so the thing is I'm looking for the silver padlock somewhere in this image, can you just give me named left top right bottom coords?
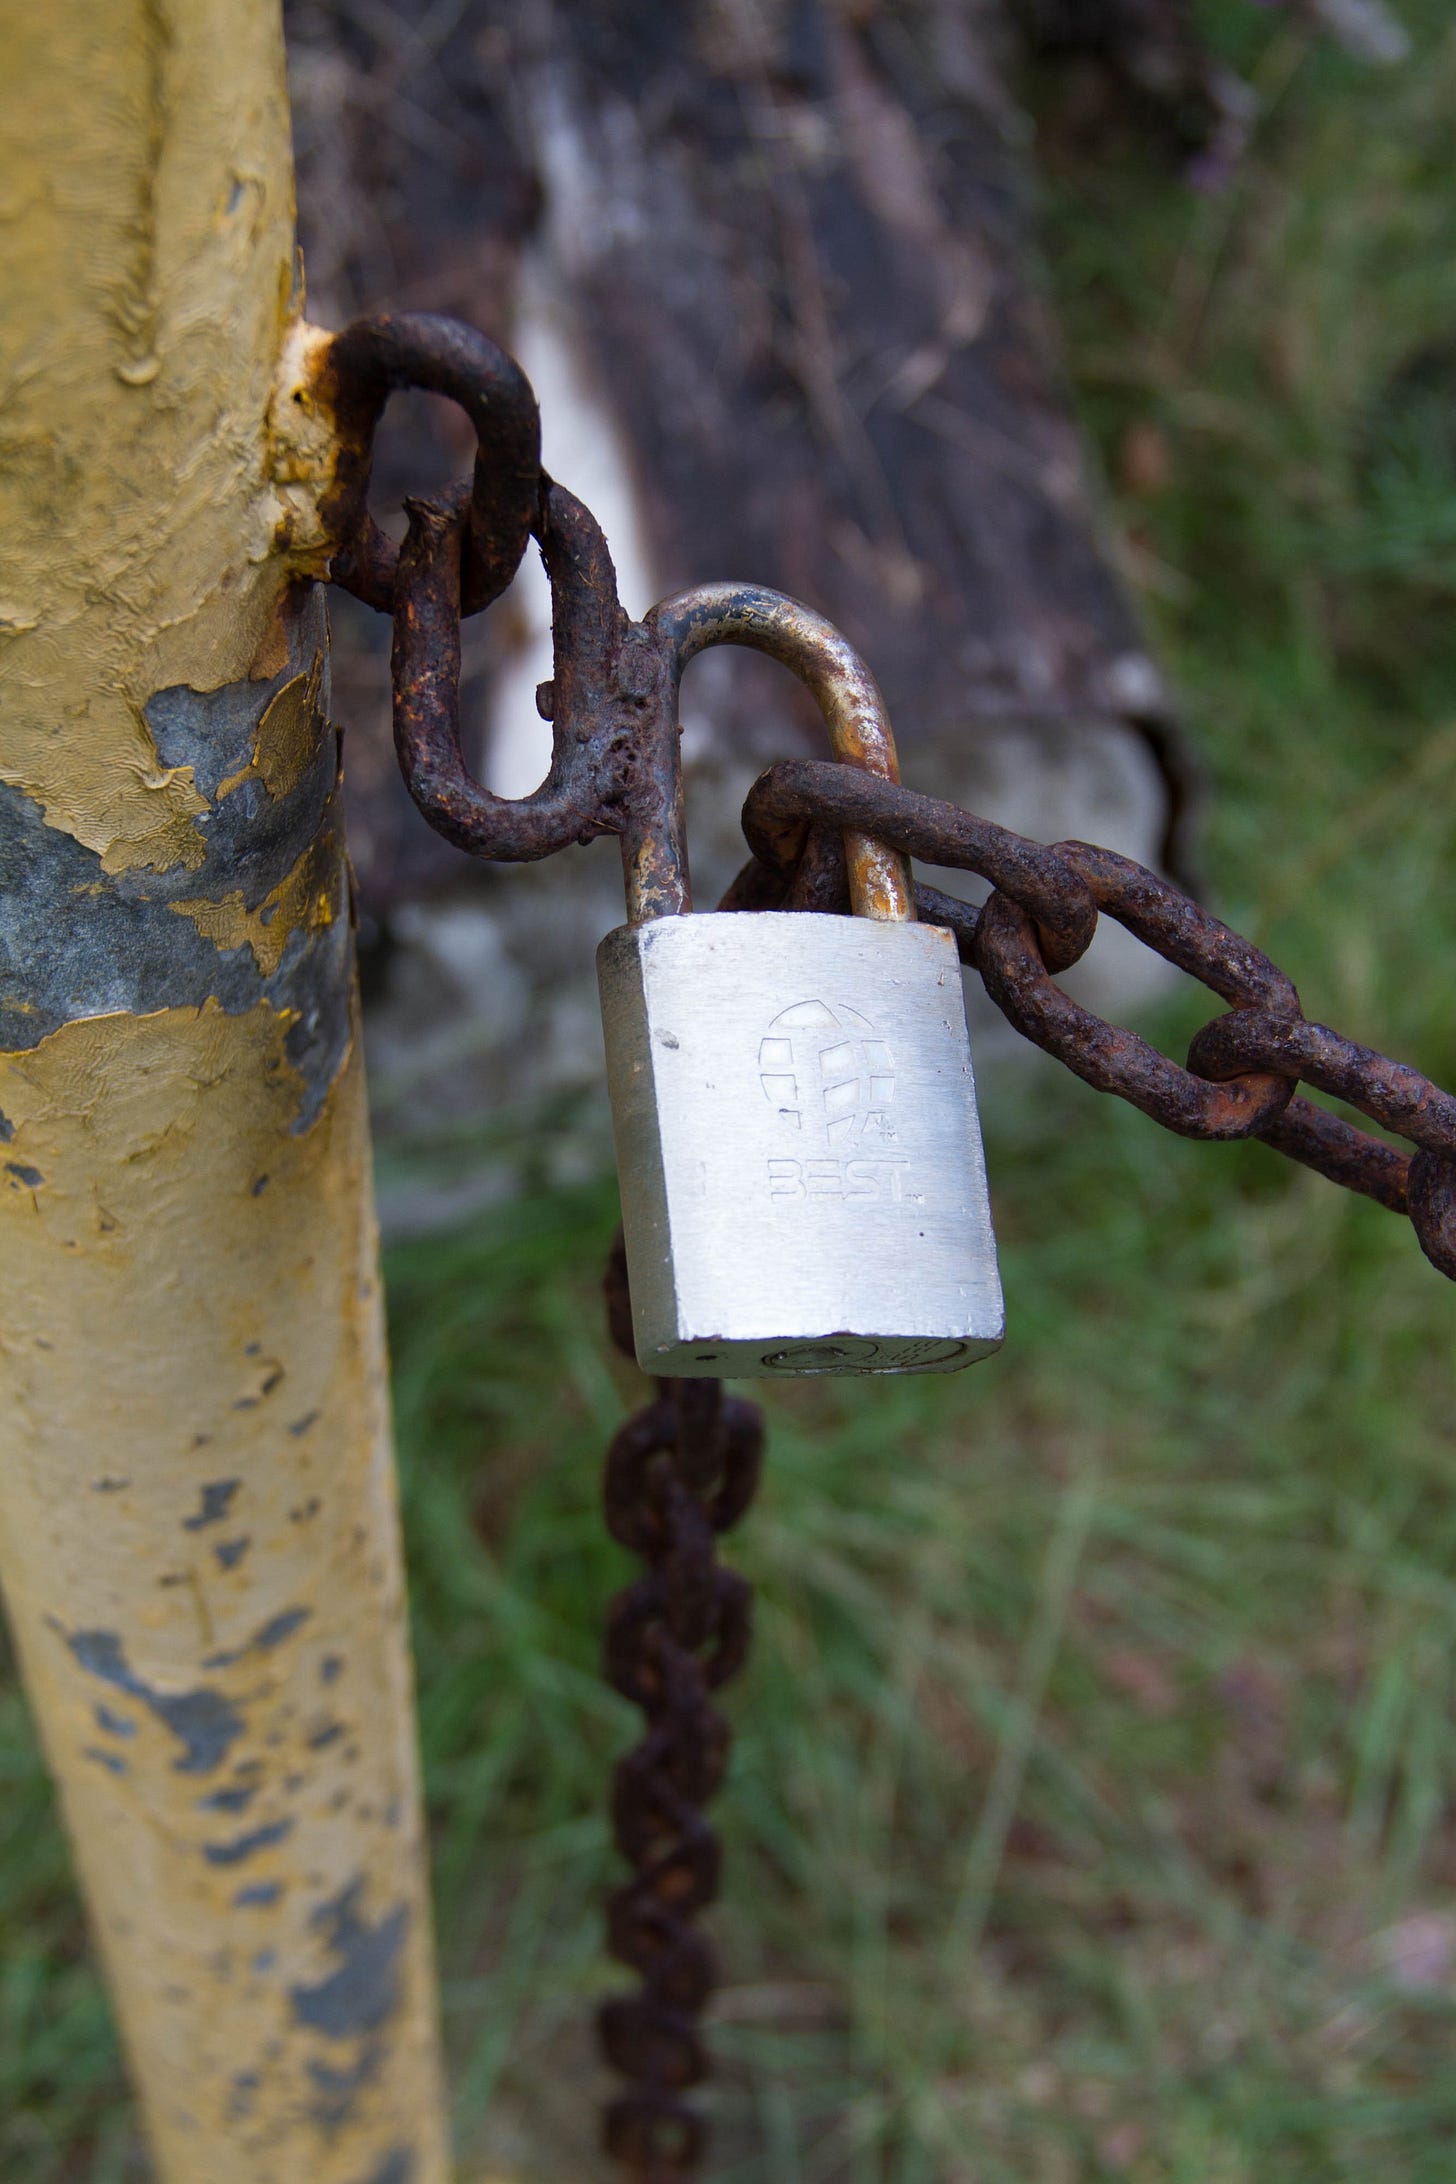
left=598, top=586, right=1004, bottom=1378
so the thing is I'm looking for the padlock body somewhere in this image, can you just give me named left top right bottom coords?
left=597, top=912, right=1004, bottom=1376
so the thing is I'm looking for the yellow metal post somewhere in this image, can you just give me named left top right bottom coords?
left=0, top=4, right=450, bottom=2177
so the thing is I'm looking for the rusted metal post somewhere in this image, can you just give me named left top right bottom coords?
left=0, top=5, right=450, bottom=2178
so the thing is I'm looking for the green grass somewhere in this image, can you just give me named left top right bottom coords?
left=6, top=5, right=1456, bottom=2177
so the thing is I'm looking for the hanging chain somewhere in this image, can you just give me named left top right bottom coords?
left=599, top=1237, right=764, bottom=2178
left=317, top=309, right=1456, bottom=2178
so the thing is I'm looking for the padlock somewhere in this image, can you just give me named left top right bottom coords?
left=597, top=585, right=1004, bottom=1379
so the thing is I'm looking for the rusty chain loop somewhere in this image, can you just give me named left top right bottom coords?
left=320, top=312, right=541, bottom=616
left=315, top=311, right=1456, bottom=1294
left=321, top=309, right=1456, bottom=2180
left=602, top=1236, right=764, bottom=2180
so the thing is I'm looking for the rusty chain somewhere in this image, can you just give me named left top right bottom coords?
left=322, top=309, right=1456, bottom=1290
left=321, top=310, right=1456, bottom=2178
left=735, top=760, right=1456, bottom=1277
left=601, top=1236, right=763, bottom=2180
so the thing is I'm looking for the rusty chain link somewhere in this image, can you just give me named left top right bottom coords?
left=601, top=1237, right=763, bottom=2179
left=734, top=759, right=1456, bottom=1280
left=321, top=309, right=1456, bottom=2178
left=320, top=312, right=541, bottom=617
left=315, top=311, right=1456, bottom=1288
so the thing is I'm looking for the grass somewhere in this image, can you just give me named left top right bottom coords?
left=5, top=4, right=1456, bottom=2176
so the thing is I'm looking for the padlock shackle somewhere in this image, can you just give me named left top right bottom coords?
left=646, top=585, right=917, bottom=924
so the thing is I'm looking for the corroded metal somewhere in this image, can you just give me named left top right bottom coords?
left=647, top=586, right=914, bottom=924
left=319, top=311, right=541, bottom=617
left=739, top=757, right=1098, bottom=971
left=599, top=1234, right=763, bottom=2182
left=388, top=477, right=688, bottom=916
left=974, top=842, right=1299, bottom=1139
left=336, top=306, right=1456, bottom=1284
left=724, top=761, right=1456, bottom=1268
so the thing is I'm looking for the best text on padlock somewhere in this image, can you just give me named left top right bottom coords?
left=599, top=908, right=1004, bottom=1376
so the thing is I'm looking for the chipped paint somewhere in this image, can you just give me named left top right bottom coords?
left=171, top=826, right=340, bottom=982
left=0, top=1008, right=450, bottom=2181
left=0, top=590, right=352, bottom=1127
left=184, top=1481, right=243, bottom=1531
left=203, top=1782, right=260, bottom=1814
left=60, top=1625, right=247, bottom=1774
left=204, top=1820, right=296, bottom=1866
left=269, top=318, right=348, bottom=575
left=0, top=7, right=293, bottom=876
left=218, top=660, right=331, bottom=804
left=291, top=1881, right=410, bottom=2038
left=236, top=1882, right=284, bottom=1910
left=0, top=4, right=448, bottom=2178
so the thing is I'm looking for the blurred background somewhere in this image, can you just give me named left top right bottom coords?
left=6, top=1, right=1456, bottom=2176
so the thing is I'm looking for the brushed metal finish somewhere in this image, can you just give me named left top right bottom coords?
left=597, top=912, right=1004, bottom=1376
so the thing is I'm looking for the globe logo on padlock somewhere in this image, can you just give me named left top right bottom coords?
left=757, top=999, right=896, bottom=1147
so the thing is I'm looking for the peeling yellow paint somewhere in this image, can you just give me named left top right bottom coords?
left=0, top=4, right=450, bottom=2178
left=171, top=825, right=341, bottom=977
left=0, top=1004, right=449, bottom=2181
left=217, top=659, right=330, bottom=805
left=0, top=2, right=328, bottom=878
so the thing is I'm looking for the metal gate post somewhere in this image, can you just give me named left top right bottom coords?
left=0, top=5, right=451, bottom=2179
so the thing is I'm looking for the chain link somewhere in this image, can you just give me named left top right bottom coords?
left=735, top=759, right=1456, bottom=1280
left=601, top=1236, right=764, bottom=2180
left=316, top=311, right=1456, bottom=1288
left=321, top=308, right=1456, bottom=2182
